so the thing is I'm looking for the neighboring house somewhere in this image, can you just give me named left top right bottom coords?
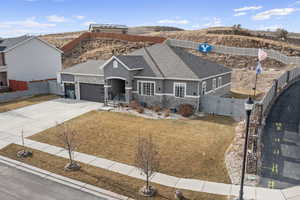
left=60, top=43, right=232, bottom=110
left=0, top=35, right=62, bottom=91
left=88, top=24, right=128, bottom=34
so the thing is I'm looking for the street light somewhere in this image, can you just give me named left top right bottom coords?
left=239, top=97, right=254, bottom=200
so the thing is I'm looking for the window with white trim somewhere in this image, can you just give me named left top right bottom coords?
left=137, top=81, right=155, bottom=96
left=212, top=78, right=217, bottom=90
left=201, top=81, right=207, bottom=95
left=218, top=77, right=222, bottom=88
left=113, top=60, right=118, bottom=68
left=174, top=82, right=186, bottom=98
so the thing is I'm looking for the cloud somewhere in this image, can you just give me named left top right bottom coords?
left=234, top=6, right=262, bottom=12
left=234, top=12, right=247, bottom=17
left=74, top=15, right=85, bottom=20
left=252, top=8, right=298, bottom=20
left=0, top=17, right=56, bottom=37
left=203, top=17, right=222, bottom=27
left=82, top=21, right=96, bottom=26
left=0, top=17, right=56, bottom=28
left=47, top=15, right=67, bottom=23
left=157, top=19, right=189, bottom=25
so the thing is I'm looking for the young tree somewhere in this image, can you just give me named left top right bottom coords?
left=57, top=123, right=80, bottom=171
left=135, top=134, right=160, bottom=197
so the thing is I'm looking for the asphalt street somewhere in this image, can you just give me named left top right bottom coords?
left=260, top=80, right=300, bottom=189
left=0, top=162, right=106, bottom=200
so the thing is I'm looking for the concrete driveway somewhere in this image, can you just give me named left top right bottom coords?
left=0, top=98, right=103, bottom=148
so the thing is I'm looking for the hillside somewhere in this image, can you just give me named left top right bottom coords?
left=42, top=27, right=300, bottom=95
left=40, top=26, right=182, bottom=48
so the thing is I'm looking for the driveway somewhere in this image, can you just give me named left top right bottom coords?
left=0, top=98, right=103, bottom=148
left=260, top=80, right=300, bottom=189
left=0, top=162, right=105, bottom=200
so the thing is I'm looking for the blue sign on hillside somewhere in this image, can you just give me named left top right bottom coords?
left=198, top=43, right=213, bottom=53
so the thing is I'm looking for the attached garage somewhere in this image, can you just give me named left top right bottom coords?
left=79, top=83, right=104, bottom=103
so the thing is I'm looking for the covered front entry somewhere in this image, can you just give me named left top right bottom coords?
left=110, top=79, right=126, bottom=101
left=80, top=83, right=104, bottom=103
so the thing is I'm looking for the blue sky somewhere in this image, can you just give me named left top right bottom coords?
left=1, top=0, right=300, bottom=37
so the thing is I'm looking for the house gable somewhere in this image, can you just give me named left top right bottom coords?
left=103, top=57, right=133, bottom=80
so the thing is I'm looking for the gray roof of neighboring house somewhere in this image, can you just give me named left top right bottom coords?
left=0, top=35, right=33, bottom=52
left=62, top=60, right=106, bottom=75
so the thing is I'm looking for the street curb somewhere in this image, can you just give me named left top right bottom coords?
left=0, top=155, right=132, bottom=200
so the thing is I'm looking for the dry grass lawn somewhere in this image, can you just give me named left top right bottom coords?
left=0, top=94, right=58, bottom=113
left=29, top=111, right=235, bottom=184
left=0, top=144, right=230, bottom=200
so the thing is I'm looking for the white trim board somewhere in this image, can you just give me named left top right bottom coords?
left=60, top=72, right=104, bottom=77
left=100, top=56, right=143, bottom=71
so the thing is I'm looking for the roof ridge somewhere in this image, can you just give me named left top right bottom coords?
left=165, top=44, right=199, bottom=78
left=144, top=46, right=165, bottom=77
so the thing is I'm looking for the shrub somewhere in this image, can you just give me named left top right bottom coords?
left=178, top=104, right=194, bottom=117
left=164, top=109, right=170, bottom=118
left=137, top=106, right=144, bottom=114
left=129, top=100, right=140, bottom=110
left=152, top=105, right=161, bottom=113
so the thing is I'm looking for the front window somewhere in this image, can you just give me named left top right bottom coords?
left=138, top=81, right=155, bottom=96
left=174, top=82, right=186, bottom=98
left=218, top=77, right=222, bottom=87
left=201, top=81, right=207, bottom=95
left=212, top=78, right=217, bottom=90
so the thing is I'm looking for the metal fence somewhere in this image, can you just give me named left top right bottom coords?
left=166, top=39, right=300, bottom=65
left=0, top=80, right=63, bottom=103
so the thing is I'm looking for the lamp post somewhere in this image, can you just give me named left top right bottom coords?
left=239, top=97, right=254, bottom=200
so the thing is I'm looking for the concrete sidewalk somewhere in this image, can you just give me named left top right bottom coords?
left=17, top=138, right=298, bottom=200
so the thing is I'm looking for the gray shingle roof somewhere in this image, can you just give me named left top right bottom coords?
left=116, top=55, right=147, bottom=70
left=0, top=35, right=33, bottom=52
left=62, top=60, right=106, bottom=75
left=170, top=46, right=232, bottom=79
left=130, top=44, right=231, bottom=79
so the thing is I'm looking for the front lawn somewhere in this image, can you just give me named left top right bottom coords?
left=0, top=94, right=58, bottom=113
left=29, top=111, right=235, bottom=183
left=0, top=144, right=230, bottom=200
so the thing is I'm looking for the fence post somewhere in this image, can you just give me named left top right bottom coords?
left=273, top=79, right=278, bottom=97
left=286, top=70, right=290, bottom=83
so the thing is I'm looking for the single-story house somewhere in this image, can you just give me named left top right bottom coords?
left=59, top=43, right=232, bottom=110
left=0, top=35, right=62, bottom=91
left=88, top=24, right=128, bottom=34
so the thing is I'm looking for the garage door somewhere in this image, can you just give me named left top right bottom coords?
left=79, top=83, right=104, bottom=102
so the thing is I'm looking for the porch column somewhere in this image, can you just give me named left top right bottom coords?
left=104, top=84, right=111, bottom=106
left=75, top=82, right=80, bottom=100
left=125, top=79, right=133, bottom=103
left=125, top=87, right=133, bottom=103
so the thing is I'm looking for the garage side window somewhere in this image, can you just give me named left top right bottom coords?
left=137, top=81, right=155, bottom=96
left=174, top=82, right=186, bottom=98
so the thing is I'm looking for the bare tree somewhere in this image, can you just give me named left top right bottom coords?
left=57, top=123, right=80, bottom=171
left=135, top=134, right=160, bottom=197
